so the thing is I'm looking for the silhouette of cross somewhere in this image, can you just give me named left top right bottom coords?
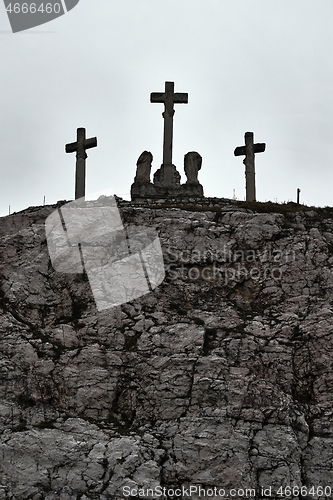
left=151, top=81, right=188, bottom=166
left=234, top=131, right=265, bottom=202
left=66, top=128, right=97, bottom=200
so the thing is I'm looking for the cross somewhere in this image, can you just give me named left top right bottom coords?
left=234, top=131, right=266, bottom=202
left=65, top=128, right=97, bottom=200
left=150, top=81, right=188, bottom=167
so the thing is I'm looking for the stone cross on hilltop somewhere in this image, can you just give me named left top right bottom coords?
left=151, top=81, right=188, bottom=186
left=131, top=81, right=204, bottom=199
left=234, top=131, right=266, bottom=202
left=65, top=128, right=97, bottom=200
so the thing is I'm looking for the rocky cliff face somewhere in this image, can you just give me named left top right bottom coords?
left=0, top=199, right=333, bottom=499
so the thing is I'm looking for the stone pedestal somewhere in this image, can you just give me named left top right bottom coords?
left=152, top=164, right=182, bottom=197
left=131, top=179, right=204, bottom=200
left=130, top=182, right=156, bottom=199
left=181, top=182, right=204, bottom=197
left=130, top=152, right=204, bottom=200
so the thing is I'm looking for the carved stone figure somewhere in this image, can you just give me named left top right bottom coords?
left=131, top=151, right=156, bottom=199
left=184, top=151, right=202, bottom=184
left=134, top=151, right=153, bottom=183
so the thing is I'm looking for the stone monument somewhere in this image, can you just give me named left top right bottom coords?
left=65, top=127, right=97, bottom=200
left=130, top=151, right=156, bottom=198
left=131, top=81, right=204, bottom=200
left=234, top=131, right=265, bottom=202
left=182, top=151, right=204, bottom=197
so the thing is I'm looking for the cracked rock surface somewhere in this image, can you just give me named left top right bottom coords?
left=0, top=200, right=333, bottom=498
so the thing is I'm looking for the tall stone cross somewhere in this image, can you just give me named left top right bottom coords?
left=65, top=128, right=97, bottom=200
left=234, top=131, right=266, bottom=202
left=150, top=81, right=188, bottom=168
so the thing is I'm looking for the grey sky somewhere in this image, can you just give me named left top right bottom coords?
left=0, top=0, right=332, bottom=216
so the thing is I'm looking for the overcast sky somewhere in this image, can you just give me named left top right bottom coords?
left=0, top=0, right=332, bottom=216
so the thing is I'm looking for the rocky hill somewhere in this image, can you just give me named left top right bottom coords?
left=0, top=198, right=333, bottom=499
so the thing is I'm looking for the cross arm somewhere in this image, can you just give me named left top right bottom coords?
left=150, top=92, right=166, bottom=103
left=234, top=143, right=266, bottom=156
left=65, top=142, right=78, bottom=154
left=150, top=92, right=188, bottom=104
left=234, top=145, right=246, bottom=156
left=173, top=92, right=188, bottom=104
left=253, top=143, right=266, bottom=154
left=65, top=137, right=97, bottom=153
left=84, top=137, right=97, bottom=150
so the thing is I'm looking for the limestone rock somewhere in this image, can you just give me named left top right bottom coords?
left=0, top=200, right=333, bottom=497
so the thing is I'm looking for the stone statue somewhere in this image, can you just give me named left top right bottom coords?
left=135, top=151, right=153, bottom=183
left=184, top=151, right=202, bottom=184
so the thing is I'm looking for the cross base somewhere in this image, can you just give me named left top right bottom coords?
left=131, top=163, right=203, bottom=200
left=131, top=182, right=204, bottom=200
left=154, top=164, right=181, bottom=189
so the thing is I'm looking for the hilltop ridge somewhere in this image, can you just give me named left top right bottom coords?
left=0, top=199, right=333, bottom=498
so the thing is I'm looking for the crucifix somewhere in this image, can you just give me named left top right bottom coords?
left=234, top=131, right=266, bottom=202
left=150, top=81, right=188, bottom=184
left=65, top=127, right=97, bottom=200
